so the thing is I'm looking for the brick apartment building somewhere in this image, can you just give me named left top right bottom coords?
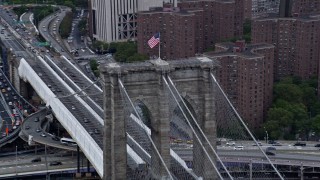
left=252, top=15, right=320, bottom=80
left=137, top=7, right=202, bottom=60
left=291, top=0, right=320, bottom=17
left=205, top=41, right=274, bottom=129
left=138, top=1, right=244, bottom=60
left=178, top=0, right=243, bottom=43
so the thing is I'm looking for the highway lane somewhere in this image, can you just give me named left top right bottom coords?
left=0, top=26, right=35, bottom=145
left=38, top=11, right=104, bottom=114
left=20, top=108, right=77, bottom=151
left=0, top=152, right=79, bottom=175
left=173, top=145, right=320, bottom=164
left=20, top=12, right=37, bottom=36
left=0, top=7, right=104, bottom=148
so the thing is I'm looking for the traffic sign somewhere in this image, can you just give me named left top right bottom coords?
left=34, top=42, right=50, bottom=47
left=13, top=20, right=31, bottom=24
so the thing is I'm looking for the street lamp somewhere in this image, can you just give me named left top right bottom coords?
left=15, top=145, right=17, bottom=175
left=265, top=131, right=268, bottom=144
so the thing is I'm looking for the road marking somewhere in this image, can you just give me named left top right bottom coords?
left=8, top=167, right=13, bottom=169
left=26, top=165, right=30, bottom=167
left=33, top=165, right=37, bottom=167
left=1, top=168, right=6, bottom=170
left=40, top=164, right=45, bottom=166
left=17, top=166, right=21, bottom=168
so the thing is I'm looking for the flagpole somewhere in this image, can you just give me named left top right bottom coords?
left=158, top=32, right=161, bottom=59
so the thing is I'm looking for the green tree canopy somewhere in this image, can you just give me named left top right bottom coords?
left=263, top=76, right=320, bottom=140
left=274, top=83, right=303, bottom=103
left=91, top=41, right=148, bottom=63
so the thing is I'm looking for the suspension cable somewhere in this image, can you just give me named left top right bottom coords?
left=210, top=73, right=284, bottom=180
left=163, top=76, right=226, bottom=180
left=118, top=79, right=173, bottom=179
left=55, top=78, right=102, bottom=99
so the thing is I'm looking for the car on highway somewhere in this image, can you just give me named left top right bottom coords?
left=252, top=142, right=262, bottom=146
left=51, top=136, right=60, bottom=141
left=226, top=141, right=235, bottom=146
left=34, top=117, right=39, bottom=122
left=294, top=142, right=306, bottom=146
left=83, top=118, right=89, bottom=123
left=49, top=161, right=62, bottom=166
left=31, top=157, right=41, bottom=163
left=266, top=147, right=276, bottom=156
left=272, top=142, right=282, bottom=146
left=234, top=146, right=244, bottom=150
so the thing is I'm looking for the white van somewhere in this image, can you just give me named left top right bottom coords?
left=234, top=146, right=244, bottom=150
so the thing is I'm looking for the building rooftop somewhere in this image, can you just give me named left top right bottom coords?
left=205, top=41, right=274, bottom=59
left=254, top=13, right=320, bottom=22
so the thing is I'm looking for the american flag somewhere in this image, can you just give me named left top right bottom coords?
left=148, top=33, right=160, bottom=48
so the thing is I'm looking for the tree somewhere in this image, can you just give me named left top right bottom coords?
left=263, top=76, right=319, bottom=140
left=274, top=83, right=303, bottom=103
left=90, top=59, right=98, bottom=70
left=12, top=5, right=28, bottom=17
left=59, top=12, right=73, bottom=38
left=311, top=115, right=320, bottom=135
left=243, top=19, right=251, bottom=43
left=78, top=19, right=87, bottom=36
left=264, top=120, right=281, bottom=140
left=243, top=19, right=251, bottom=35
left=63, top=1, right=76, bottom=12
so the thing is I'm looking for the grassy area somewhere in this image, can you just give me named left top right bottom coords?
left=59, top=11, right=72, bottom=38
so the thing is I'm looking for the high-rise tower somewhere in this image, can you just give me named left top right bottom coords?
left=88, top=0, right=174, bottom=42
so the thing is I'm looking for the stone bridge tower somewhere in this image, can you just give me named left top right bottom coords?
left=101, top=57, right=218, bottom=179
